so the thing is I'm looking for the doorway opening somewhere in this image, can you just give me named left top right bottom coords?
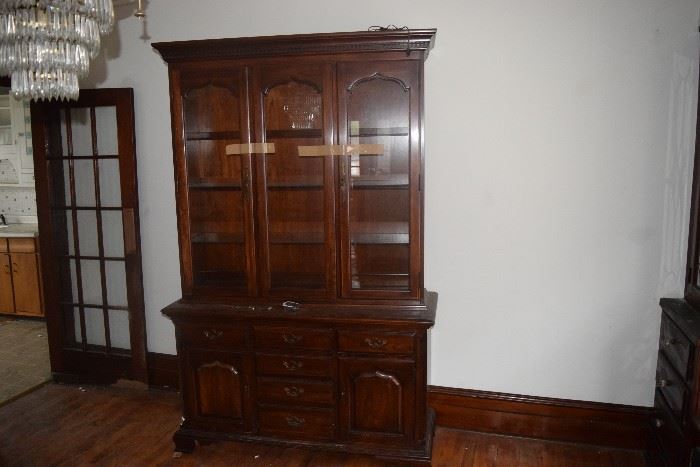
left=0, top=76, right=51, bottom=405
left=0, top=80, right=148, bottom=399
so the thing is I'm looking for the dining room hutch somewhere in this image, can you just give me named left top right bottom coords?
left=153, top=28, right=437, bottom=465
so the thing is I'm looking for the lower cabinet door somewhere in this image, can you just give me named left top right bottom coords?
left=11, top=253, right=42, bottom=315
left=0, top=254, right=14, bottom=313
left=339, top=357, right=416, bottom=447
left=183, top=348, right=252, bottom=432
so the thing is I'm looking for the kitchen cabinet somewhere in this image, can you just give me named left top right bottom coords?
left=0, top=87, right=32, bottom=187
left=0, top=237, right=43, bottom=317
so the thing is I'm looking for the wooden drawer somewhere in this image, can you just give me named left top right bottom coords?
left=179, top=323, right=246, bottom=348
left=8, top=238, right=36, bottom=253
left=660, top=315, right=692, bottom=379
left=656, top=353, right=687, bottom=423
left=338, top=330, right=415, bottom=355
left=653, top=389, right=688, bottom=467
left=254, top=326, right=334, bottom=352
left=257, top=377, right=334, bottom=406
left=256, top=354, right=333, bottom=378
left=258, top=406, right=334, bottom=441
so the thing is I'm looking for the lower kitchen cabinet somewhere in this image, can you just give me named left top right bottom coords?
left=0, top=253, right=14, bottom=313
left=0, top=237, right=43, bottom=317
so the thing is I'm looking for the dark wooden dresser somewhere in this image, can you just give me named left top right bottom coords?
left=153, top=29, right=437, bottom=465
left=652, top=299, right=700, bottom=466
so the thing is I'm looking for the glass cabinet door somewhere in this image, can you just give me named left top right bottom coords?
left=179, top=68, right=256, bottom=296
left=338, top=62, right=421, bottom=299
left=252, top=64, right=336, bottom=298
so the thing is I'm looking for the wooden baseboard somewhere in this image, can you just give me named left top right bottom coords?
left=147, top=352, right=179, bottom=390
left=428, top=385, right=653, bottom=450
left=144, top=355, right=652, bottom=449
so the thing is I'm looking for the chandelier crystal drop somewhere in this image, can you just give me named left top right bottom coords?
left=0, top=0, right=115, bottom=101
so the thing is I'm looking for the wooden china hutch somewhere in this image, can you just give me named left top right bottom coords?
left=153, top=29, right=437, bottom=465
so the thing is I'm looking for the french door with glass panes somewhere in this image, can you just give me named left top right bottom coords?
left=32, top=89, right=147, bottom=383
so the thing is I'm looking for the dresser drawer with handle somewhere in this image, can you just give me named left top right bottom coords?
left=258, top=406, right=334, bottom=441
left=254, top=326, right=334, bottom=352
left=256, top=377, right=334, bottom=406
left=656, top=353, right=688, bottom=423
left=653, top=389, right=688, bottom=467
left=256, top=354, right=333, bottom=378
left=179, top=323, right=246, bottom=348
left=338, top=330, right=415, bottom=355
left=660, top=315, right=692, bottom=380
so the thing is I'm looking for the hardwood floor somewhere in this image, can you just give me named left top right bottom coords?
left=0, top=384, right=647, bottom=466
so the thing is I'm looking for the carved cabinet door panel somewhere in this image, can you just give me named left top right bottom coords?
left=183, top=348, right=252, bottom=432
left=338, top=357, right=416, bottom=446
left=11, top=252, right=42, bottom=315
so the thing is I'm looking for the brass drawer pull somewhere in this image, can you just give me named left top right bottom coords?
left=365, top=337, right=388, bottom=349
left=654, top=418, right=664, bottom=428
left=286, top=415, right=305, bottom=427
left=663, top=338, right=677, bottom=347
left=657, top=379, right=672, bottom=388
left=283, top=334, right=303, bottom=344
left=282, top=301, right=301, bottom=312
left=284, top=386, right=305, bottom=398
left=282, top=360, right=303, bottom=371
left=203, top=329, right=223, bottom=340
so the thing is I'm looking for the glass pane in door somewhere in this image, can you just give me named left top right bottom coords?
left=345, top=77, right=411, bottom=291
left=47, top=105, right=131, bottom=353
left=182, top=79, right=249, bottom=290
left=262, top=80, right=326, bottom=290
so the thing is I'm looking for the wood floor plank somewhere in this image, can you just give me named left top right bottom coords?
left=0, top=384, right=648, bottom=467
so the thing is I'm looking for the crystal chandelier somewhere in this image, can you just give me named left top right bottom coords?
left=0, top=0, right=115, bottom=101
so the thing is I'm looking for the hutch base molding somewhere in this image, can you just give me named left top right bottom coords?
left=173, top=412, right=435, bottom=466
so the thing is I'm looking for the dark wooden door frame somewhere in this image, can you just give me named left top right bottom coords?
left=30, top=88, right=148, bottom=384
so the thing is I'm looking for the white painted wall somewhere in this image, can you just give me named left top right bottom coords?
left=86, top=0, right=700, bottom=406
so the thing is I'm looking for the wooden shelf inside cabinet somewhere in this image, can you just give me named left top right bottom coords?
left=186, top=131, right=241, bottom=141
left=351, top=174, right=408, bottom=189
left=266, top=129, right=323, bottom=139
left=191, top=232, right=244, bottom=244
left=349, top=127, right=409, bottom=137
left=266, top=182, right=324, bottom=190
left=188, top=180, right=243, bottom=190
left=351, top=273, right=410, bottom=290
left=351, top=222, right=409, bottom=245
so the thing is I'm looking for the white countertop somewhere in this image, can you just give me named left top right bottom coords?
left=0, top=223, right=39, bottom=238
